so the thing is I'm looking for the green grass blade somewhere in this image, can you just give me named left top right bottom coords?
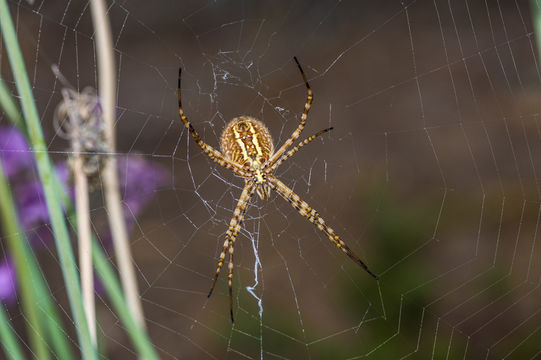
left=0, top=1, right=97, bottom=358
left=0, top=78, right=25, bottom=131
left=0, top=142, right=50, bottom=360
left=91, top=241, right=159, bottom=360
left=533, top=0, right=541, bottom=61
left=25, top=263, right=75, bottom=360
left=0, top=304, right=24, bottom=360
left=0, top=77, right=76, bottom=360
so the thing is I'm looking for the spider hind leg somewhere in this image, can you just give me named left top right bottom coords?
left=207, top=182, right=255, bottom=322
left=207, top=238, right=230, bottom=298
left=268, top=175, right=378, bottom=280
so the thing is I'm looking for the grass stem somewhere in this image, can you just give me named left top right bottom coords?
left=0, top=303, right=24, bottom=360
left=0, top=156, right=47, bottom=360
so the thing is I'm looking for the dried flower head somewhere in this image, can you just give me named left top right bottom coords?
left=54, top=86, right=107, bottom=186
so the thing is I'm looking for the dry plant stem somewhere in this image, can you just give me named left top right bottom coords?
left=73, top=142, right=97, bottom=345
left=89, top=0, right=146, bottom=328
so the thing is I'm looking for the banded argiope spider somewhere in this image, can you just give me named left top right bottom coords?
left=178, top=57, right=378, bottom=322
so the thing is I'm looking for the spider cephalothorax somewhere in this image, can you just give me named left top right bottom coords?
left=178, top=57, right=378, bottom=323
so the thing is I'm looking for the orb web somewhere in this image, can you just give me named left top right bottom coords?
left=1, top=0, right=541, bottom=359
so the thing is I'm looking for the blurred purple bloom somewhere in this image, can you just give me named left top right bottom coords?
left=15, top=181, right=51, bottom=228
left=0, top=126, right=169, bottom=303
left=0, top=260, right=17, bottom=305
left=0, top=126, right=33, bottom=178
left=120, top=156, right=169, bottom=215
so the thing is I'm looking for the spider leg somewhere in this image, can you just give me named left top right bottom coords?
left=207, top=237, right=230, bottom=298
left=228, top=239, right=235, bottom=323
left=178, top=68, right=247, bottom=177
left=268, top=175, right=378, bottom=279
left=270, top=127, right=333, bottom=172
left=267, top=57, right=313, bottom=166
left=207, top=181, right=256, bottom=322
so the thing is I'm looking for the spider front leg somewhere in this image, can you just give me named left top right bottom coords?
left=207, top=181, right=256, bottom=323
left=178, top=68, right=248, bottom=177
left=267, top=57, right=313, bottom=166
left=270, top=127, right=333, bottom=172
left=268, top=175, right=378, bottom=279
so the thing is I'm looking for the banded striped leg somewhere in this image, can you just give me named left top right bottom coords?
left=267, top=57, right=313, bottom=165
left=207, top=182, right=256, bottom=322
left=268, top=175, right=378, bottom=279
left=178, top=68, right=247, bottom=177
left=270, top=127, right=333, bottom=172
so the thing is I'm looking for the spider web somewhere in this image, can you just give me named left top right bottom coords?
left=2, top=0, right=541, bottom=359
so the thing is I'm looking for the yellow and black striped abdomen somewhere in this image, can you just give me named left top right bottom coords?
left=220, top=116, right=274, bottom=166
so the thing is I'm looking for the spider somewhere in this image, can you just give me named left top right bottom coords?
left=178, top=57, right=378, bottom=322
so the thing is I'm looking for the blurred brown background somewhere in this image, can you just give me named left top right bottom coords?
left=2, top=0, right=541, bottom=358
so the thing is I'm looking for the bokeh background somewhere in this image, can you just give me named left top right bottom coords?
left=2, top=0, right=541, bottom=358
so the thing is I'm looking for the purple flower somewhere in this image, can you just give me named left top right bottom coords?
left=14, top=181, right=51, bottom=228
left=0, top=126, right=169, bottom=304
left=0, top=260, right=17, bottom=305
left=0, top=126, right=33, bottom=178
left=119, top=156, right=169, bottom=215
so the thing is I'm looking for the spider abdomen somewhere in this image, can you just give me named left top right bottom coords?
left=220, top=116, right=274, bottom=167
